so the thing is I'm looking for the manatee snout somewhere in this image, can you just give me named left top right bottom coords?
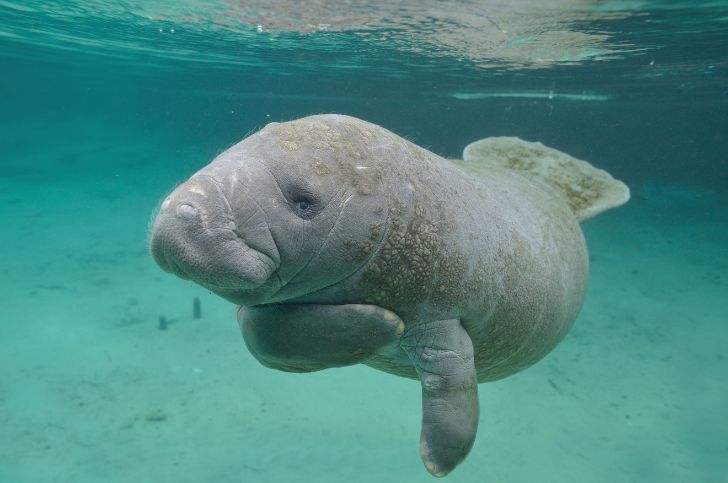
left=149, top=174, right=277, bottom=291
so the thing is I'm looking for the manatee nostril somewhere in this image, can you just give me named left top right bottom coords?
left=175, top=203, right=198, bottom=220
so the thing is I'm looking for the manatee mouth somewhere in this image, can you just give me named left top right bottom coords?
left=159, top=250, right=192, bottom=280
left=150, top=175, right=278, bottom=292
left=151, top=224, right=276, bottom=291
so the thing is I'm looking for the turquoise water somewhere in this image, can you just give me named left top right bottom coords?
left=1, top=1, right=727, bottom=482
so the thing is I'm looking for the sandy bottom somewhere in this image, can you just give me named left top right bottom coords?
left=1, top=127, right=726, bottom=483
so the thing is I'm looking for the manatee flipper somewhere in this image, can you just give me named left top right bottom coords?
left=238, top=303, right=405, bottom=373
left=400, top=319, right=479, bottom=477
left=461, top=136, right=630, bottom=222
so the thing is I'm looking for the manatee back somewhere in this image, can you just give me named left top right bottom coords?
left=462, top=137, right=630, bottom=222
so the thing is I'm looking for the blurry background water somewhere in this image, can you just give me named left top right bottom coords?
left=1, top=1, right=727, bottom=482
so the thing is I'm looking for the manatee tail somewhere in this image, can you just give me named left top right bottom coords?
left=462, top=137, right=630, bottom=222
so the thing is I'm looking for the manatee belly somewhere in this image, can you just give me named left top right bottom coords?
left=463, top=171, right=589, bottom=382
left=366, top=167, right=589, bottom=383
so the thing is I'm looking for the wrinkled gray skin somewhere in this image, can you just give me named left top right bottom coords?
left=150, top=114, right=587, bottom=477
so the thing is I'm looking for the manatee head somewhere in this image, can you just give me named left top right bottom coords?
left=150, top=114, right=410, bottom=306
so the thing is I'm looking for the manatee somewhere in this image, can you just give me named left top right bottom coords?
left=149, top=114, right=629, bottom=477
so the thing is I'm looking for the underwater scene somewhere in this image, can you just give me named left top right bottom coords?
left=1, top=1, right=727, bottom=482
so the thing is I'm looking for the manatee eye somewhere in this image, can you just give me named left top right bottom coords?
left=283, top=180, right=323, bottom=219
left=289, top=192, right=321, bottom=219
